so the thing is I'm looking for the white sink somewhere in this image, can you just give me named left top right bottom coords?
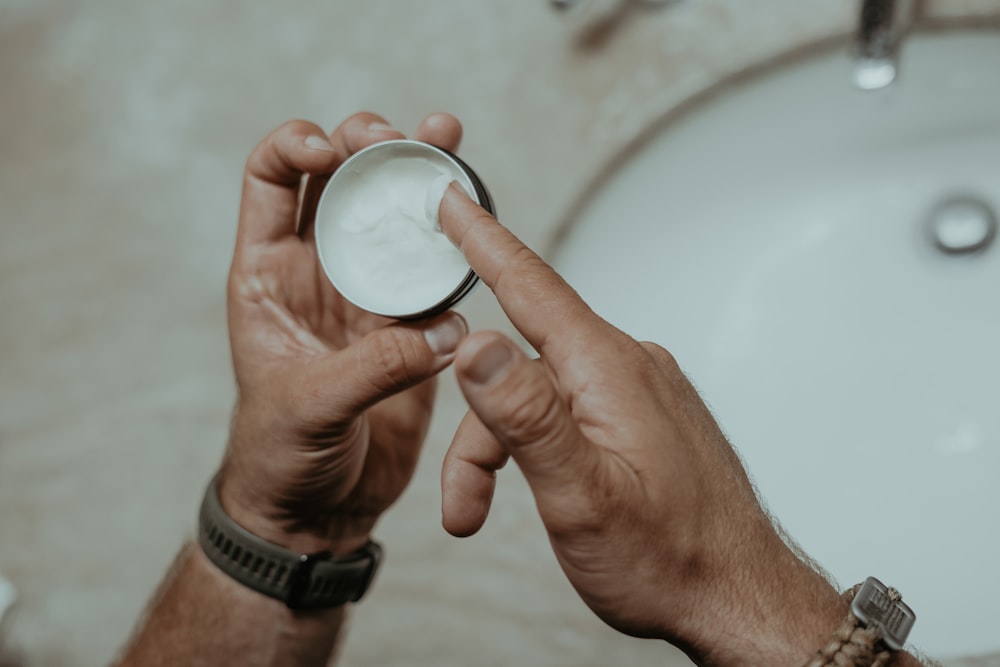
left=553, top=33, right=1000, bottom=660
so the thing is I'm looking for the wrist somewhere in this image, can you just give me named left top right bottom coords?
left=682, top=531, right=847, bottom=667
left=220, top=403, right=379, bottom=556
left=187, top=543, right=347, bottom=622
left=199, top=477, right=385, bottom=611
left=215, top=470, right=375, bottom=556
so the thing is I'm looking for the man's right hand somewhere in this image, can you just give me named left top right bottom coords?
left=438, top=185, right=847, bottom=666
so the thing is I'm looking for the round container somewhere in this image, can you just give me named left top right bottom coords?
left=314, top=140, right=495, bottom=320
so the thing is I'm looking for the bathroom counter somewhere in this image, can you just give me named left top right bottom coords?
left=0, top=1, right=997, bottom=665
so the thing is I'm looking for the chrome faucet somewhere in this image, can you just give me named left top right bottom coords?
left=854, top=0, right=916, bottom=90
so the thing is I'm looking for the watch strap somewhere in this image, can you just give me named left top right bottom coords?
left=198, top=477, right=382, bottom=610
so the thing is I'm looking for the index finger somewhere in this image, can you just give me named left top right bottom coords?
left=239, top=114, right=409, bottom=252
left=439, top=184, right=618, bottom=360
left=238, top=119, right=342, bottom=249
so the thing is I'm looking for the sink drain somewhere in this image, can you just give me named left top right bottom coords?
left=927, top=196, right=997, bottom=255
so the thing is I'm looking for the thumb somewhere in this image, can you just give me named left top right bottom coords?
left=295, top=311, right=468, bottom=424
left=454, top=332, right=599, bottom=501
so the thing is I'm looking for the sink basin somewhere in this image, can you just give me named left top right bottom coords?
left=553, top=33, right=1000, bottom=660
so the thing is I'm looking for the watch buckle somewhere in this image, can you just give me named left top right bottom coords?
left=286, top=550, right=331, bottom=609
left=351, top=541, right=384, bottom=602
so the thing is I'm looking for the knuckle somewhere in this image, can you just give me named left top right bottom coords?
left=283, top=118, right=316, bottom=136
left=640, top=341, right=680, bottom=373
left=346, top=110, right=382, bottom=126
left=470, top=207, right=500, bottom=229
left=501, top=377, right=568, bottom=448
left=508, top=244, right=546, bottom=276
left=475, top=237, right=540, bottom=292
left=245, top=120, right=314, bottom=184
left=545, top=458, right=619, bottom=538
left=245, top=125, right=277, bottom=166
left=496, top=257, right=539, bottom=300
left=366, top=331, right=422, bottom=393
left=246, top=121, right=289, bottom=163
left=640, top=340, right=673, bottom=363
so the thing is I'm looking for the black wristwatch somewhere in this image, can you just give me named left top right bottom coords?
left=197, top=477, right=382, bottom=610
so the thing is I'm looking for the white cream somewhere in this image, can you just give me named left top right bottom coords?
left=315, top=141, right=478, bottom=318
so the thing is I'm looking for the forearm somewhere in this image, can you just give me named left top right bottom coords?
left=115, top=544, right=347, bottom=667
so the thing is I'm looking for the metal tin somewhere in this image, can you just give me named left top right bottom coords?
left=314, top=139, right=495, bottom=320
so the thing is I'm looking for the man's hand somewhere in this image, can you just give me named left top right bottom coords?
left=437, top=186, right=847, bottom=666
left=117, top=114, right=472, bottom=667
left=219, top=113, right=469, bottom=555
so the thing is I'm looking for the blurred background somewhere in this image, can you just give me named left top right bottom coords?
left=1, top=1, right=997, bottom=665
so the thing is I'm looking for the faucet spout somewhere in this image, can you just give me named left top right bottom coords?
left=854, top=0, right=915, bottom=90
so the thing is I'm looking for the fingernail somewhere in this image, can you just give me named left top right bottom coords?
left=425, top=177, right=458, bottom=232
left=424, top=313, right=468, bottom=356
left=466, top=340, right=513, bottom=385
left=443, top=181, right=477, bottom=210
left=304, top=134, right=336, bottom=152
left=368, top=121, right=397, bottom=133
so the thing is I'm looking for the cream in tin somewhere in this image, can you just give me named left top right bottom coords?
left=315, top=140, right=494, bottom=319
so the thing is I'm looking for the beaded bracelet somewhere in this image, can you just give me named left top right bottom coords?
left=804, top=577, right=916, bottom=667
